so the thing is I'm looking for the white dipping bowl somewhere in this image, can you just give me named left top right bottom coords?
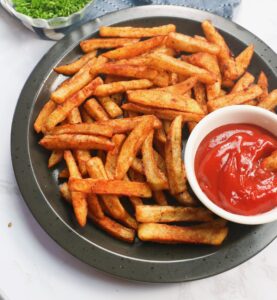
left=185, top=105, right=277, bottom=225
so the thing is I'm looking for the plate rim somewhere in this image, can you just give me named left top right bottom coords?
left=11, top=5, right=277, bottom=283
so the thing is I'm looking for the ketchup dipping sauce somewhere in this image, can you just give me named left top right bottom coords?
left=195, top=124, right=277, bottom=216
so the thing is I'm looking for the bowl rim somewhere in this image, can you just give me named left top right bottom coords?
left=185, top=105, right=277, bottom=225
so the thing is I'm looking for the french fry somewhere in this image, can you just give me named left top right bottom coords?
left=257, top=71, right=269, bottom=102
left=138, top=223, right=228, bottom=245
left=136, top=205, right=213, bottom=223
left=84, top=98, right=109, bottom=121
left=262, top=150, right=277, bottom=171
left=103, top=36, right=166, bottom=60
left=100, top=24, right=176, bottom=38
left=69, top=178, right=152, bottom=198
left=59, top=167, right=69, bottom=178
left=67, top=107, right=82, bottom=124
left=154, top=126, right=167, bottom=144
left=169, top=72, right=179, bottom=85
left=127, top=90, right=204, bottom=114
left=149, top=53, right=217, bottom=84
left=258, top=89, right=277, bottom=110
left=34, top=100, right=56, bottom=133
left=48, top=150, right=63, bottom=168
left=39, top=134, right=114, bottom=151
left=167, top=32, right=220, bottom=55
left=142, top=130, right=169, bottom=190
left=98, top=96, right=123, bottom=118
left=54, top=51, right=97, bottom=75
left=162, top=120, right=171, bottom=135
left=131, top=158, right=144, bottom=175
left=80, top=107, right=94, bottom=123
left=153, top=190, right=168, bottom=206
left=235, top=44, right=254, bottom=78
left=74, top=150, right=91, bottom=177
left=115, top=116, right=155, bottom=179
left=45, top=77, right=103, bottom=131
left=175, top=191, right=199, bottom=206
left=230, top=72, right=255, bottom=93
left=158, top=76, right=198, bottom=95
left=194, top=35, right=207, bottom=41
left=104, top=74, right=129, bottom=83
left=222, top=77, right=235, bottom=88
left=193, top=82, right=208, bottom=112
left=80, top=38, right=139, bottom=53
left=208, top=85, right=263, bottom=111
left=165, top=116, right=186, bottom=195
left=96, top=115, right=162, bottom=134
left=110, top=93, right=123, bottom=106
left=122, top=103, right=204, bottom=122
left=93, top=79, right=153, bottom=97
left=87, top=194, right=105, bottom=220
left=154, top=149, right=167, bottom=174
left=60, top=182, right=71, bottom=202
left=124, top=174, right=144, bottom=208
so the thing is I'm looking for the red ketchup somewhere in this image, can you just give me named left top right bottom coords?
left=195, top=124, right=277, bottom=215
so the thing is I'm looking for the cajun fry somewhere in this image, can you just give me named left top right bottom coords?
left=235, top=44, right=254, bottom=78
left=98, top=96, right=123, bottom=118
left=48, top=150, right=63, bottom=168
left=34, top=100, right=56, bottom=133
left=257, top=71, right=269, bottom=102
left=230, top=72, right=255, bottom=93
left=67, top=107, right=82, bottom=124
left=84, top=98, right=109, bottom=121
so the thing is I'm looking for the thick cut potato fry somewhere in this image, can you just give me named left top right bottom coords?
left=115, top=116, right=155, bottom=179
left=87, top=194, right=105, bottom=220
left=93, top=79, right=153, bottom=97
left=54, top=51, right=97, bottom=75
left=98, top=96, right=123, bottom=118
left=60, top=182, right=71, bottom=202
left=122, top=103, right=204, bottom=122
left=258, top=89, right=277, bottom=110
left=175, top=191, right=199, bottom=206
left=158, top=76, right=197, bottom=95
left=74, top=150, right=91, bottom=177
left=69, top=178, right=152, bottom=198
left=67, top=107, right=82, bottom=124
left=39, top=134, right=114, bottom=151
left=257, top=71, right=269, bottom=102
left=34, top=100, right=56, bottom=133
left=165, top=116, right=186, bottom=195
left=48, top=150, right=63, bottom=168
left=136, top=205, right=213, bottom=223
left=155, top=127, right=167, bottom=144
left=149, top=53, right=216, bottom=84
left=193, top=82, right=208, bottom=112
left=100, top=24, right=176, bottom=38
left=153, top=191, right=168, bottom=206
left=230, top=72, right=255, bottom=93
left=96, top=115, right=162, bottom=134
left=138, top=223, right=228, bottom=245
left=80, top=38, right=139, bottom=53
left=49, top=123, right=113, bottom=137
left=131, top=158, right=144, bottom=174
left=142, top=131, right=169, bottom=190
left=208, top=85, right=263, bottom=111
left=80, top=107, right=94, bottom=123
left=127, top=90, right=204, bottom=114
left=103, top=36, right=166, bottom=60
left=262, top=150, right=277, bottom=171
left=162, top=120, right=171, bottom=135
left=235, top=44, right=254, bottom=78
left=84, top=98, right=109, bottom=121
left=167, top=32, right=220, bottom=55
left=124, top=174, right=144, bottom=208
left=154, top=150, right=167, bottom=173
left=45, top=77, right=103, bottom=131
left=64, top=150, right=81, bottom=178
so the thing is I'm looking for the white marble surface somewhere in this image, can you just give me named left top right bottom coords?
left=1, top=0, right=276, bottom=299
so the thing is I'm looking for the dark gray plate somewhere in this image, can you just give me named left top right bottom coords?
left=11, top=5, right=277, bottom=282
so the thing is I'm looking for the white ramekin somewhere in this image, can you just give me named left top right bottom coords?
left=185, top=105, right=277, bottom=225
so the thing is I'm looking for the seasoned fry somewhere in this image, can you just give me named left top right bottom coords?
left=34, top=100, right=56, bottom=133
left=84, top=98, right=109, bottom=121
left=103, top=36, right=166, bottom=60
left=54, top=51, right=97, bottom=75
left=127, top=90, right=204, bottom=114
left=162, top=120, right=171, bottom=135
left=257, top=71, right=269, bottom=102
left=149, top=53, right=216, bottom=84
left=69, top=178, right=152, bottom=198
left=153, top=191, right=168, bottom=206
left=222, top=77, right=235, bottom=88
left=98, top=96, right=123, bottom=118
left=167, top=32, right=220, bottom=55
left=74, top=150, right=91, bottom=177
left=262, top=150, right=277, bottom=171
left=230, top=72, right=255, bottom=93
left=235, top=44, right=254, bottom=78
left=115, top=116, right=155, bottom=179
left=193, top=82, right=208, bottom=112
left=48, top=150, right=63, bottom=168
left=138, top=223, right=228, bottom=245
left=100, top=24, right=176, bottom=38
left=258, top=89, right=277, bottom=110
left=39, top=134, right=114, bottom=151
left=87, top=194, right=105, bottom=220
left=136, top=205, right=213, bottom=223
left=60, top=182, right=71, bottom=202
left=154, top=126, right=167, bottom=144
left=131, top=158, right=144, bottom=175
left=67, top=107, right=82, bottom=124
left=175, top=191, right=199, bottom=206
left=158, top=76, right=198, bottom=95
left=80, top=107, right=94, bottom=123
left=94, top=79, right=153, bottom=97
left=80, top=38, right=139, bottom=53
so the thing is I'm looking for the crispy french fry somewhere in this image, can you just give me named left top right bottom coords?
left=60, top=182, right=71, bottom=202
left=167, top=32, right=220, bottom=55
left=136, top=205, right=213, bottom=223
left=45, top=77, right=103, bottom=130
left=165, top=116, right=186, bottom=195
left=131, top=158, right=144, bottom=175
left=124, top=174, right=144, bottom=208
left=80, top=106, right=94, bottom=123
left=110, top=93, right=123, bottom=105
left=153, top=190, right=168, bottom=206
left=158, top=76, right=198, bottom=95
left=67, top=107, right=82, bottom=124
left=169, top=72, right=179, bottom=85
left=257, top=71, right=269, bottom=102
left=230, top=72, right=255, bottom=93
left=194, top=35, right=207, bottom=41
left=59, top=167, right=69, bottom=178
left=193, top=82, right=208, bottom=112
left=258, top=89, right=277, bottom=110
left=80, top=38, right=139, bottom=53
left=154, top=126, right=167, bottom=144
left=69, top=178, right=152, bottom=198
left=100, top=24, right=176, bottom=38
left=98, top=96, right=123, bottom=118
left=154, top=149, right=167, bottom=174
left=142, top=130, right=169, bottom=190
left=103, top=36, right=166, bottom=60
left=127, top=90, right=204, bottom=114
left=104, top=74, right=129, bottom=83
left=48, top=150, right=63, bottom=168
left=84, top=98, right=109, bottom=121
left=175, top=191, right=199, bottom=206
left=34, top=100, right=56, bottom=133
left=115, top=116, right=155, bottom=179
left=208, top=85, right=263, bottom=111
left=262, top=150, right=277, bottom=171
left=87, top=194, right=105, bottom=220
left=54, top=51, right=97, bottom=75
left=122, top=103, right=204, bottom=122
left=39, top=134, right=114, bottom=151
left=138, top=223, right=228, bottom=245
left=49, top=123, right=113, bottom=137
left=235, top=44, right=254, bottom=78
left=162, top=120, right=171, bottom=135
left=149, top=53, right=216, bottom=84
left=93, top=79, right=153, bottom=97
left=74, top=150, right=91, bottom=177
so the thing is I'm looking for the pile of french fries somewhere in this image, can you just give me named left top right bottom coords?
left=34, top=22, right=277, bottom=246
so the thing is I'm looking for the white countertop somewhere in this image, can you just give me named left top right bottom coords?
left=1, top=0, right=276, bottom=299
